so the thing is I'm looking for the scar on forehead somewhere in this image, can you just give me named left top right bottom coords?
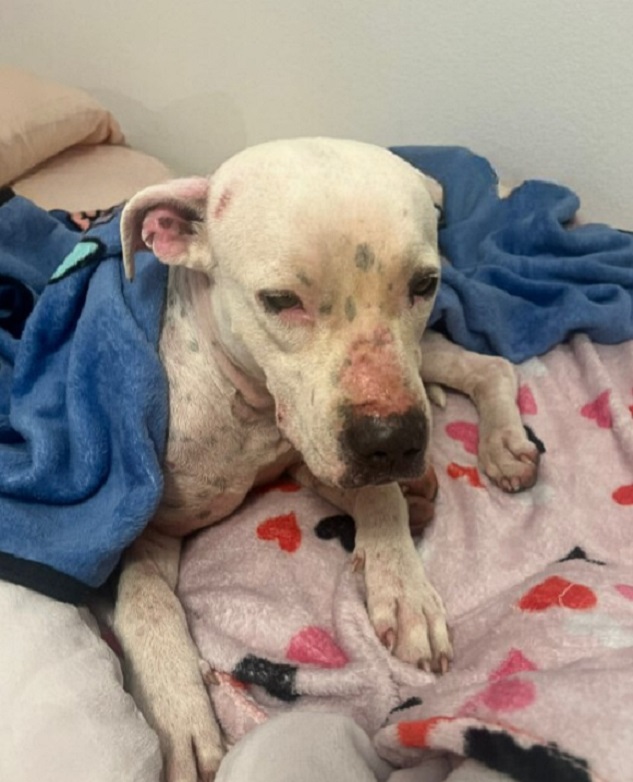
left=345, top=296, right=357, bottom=322
left=354, top=243, right=376, bottom=272
left=213, top=188, right=233, bottom=220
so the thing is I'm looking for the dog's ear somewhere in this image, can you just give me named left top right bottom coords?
left=422, top=174, right=444, bottom=213
left=121, top=177, right=211, bottom=280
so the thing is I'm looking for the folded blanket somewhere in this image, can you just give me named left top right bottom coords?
left=0, top=191, right=167, bottom=603
left=393, top=146, right=633, bottom=362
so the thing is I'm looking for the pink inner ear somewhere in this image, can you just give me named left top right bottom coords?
left=141, top=207, right=193, bottom=261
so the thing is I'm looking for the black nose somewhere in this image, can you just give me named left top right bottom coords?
left=339, top=408, right=428, bottom=485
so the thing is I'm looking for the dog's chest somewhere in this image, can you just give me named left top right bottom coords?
left=154, top=311, right=294, bottom=535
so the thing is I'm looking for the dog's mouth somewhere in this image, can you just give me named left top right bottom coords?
left=337, top=454, right=427, bottom=489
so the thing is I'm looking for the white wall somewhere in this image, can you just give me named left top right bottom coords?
left=1, top=0, right=632, bottom=227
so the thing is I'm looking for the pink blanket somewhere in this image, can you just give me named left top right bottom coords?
left=178, top=334, right=633, bottom=782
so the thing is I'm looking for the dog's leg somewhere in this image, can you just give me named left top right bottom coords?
left=292, top=466, right=452, bottom=672
left=114, top=527, right=223, bottom=782
left=421, top=331, right=539, bottom=491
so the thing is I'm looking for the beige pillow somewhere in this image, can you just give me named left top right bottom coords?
left=13, top=145, right=173, bottom=212
left=0, top=66, right=124, bottom=186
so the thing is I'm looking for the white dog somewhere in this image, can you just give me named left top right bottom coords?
left=114, top=138, right=539, bottom=781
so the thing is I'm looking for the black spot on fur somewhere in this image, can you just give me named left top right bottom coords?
left=524, top=425, right=546, bottom=454
left=354, top=243, right=376, bottom=271
left=233, top=655, right=299, bottom=702
left=296, top=271, right=312, bottom=287
left=345, top=296, right=357, bottom=322
left=315, top=515, right=356, bottom=553
left=558, top=546, right=605, bottom=566
left=464, top=727, right=591, bottom=782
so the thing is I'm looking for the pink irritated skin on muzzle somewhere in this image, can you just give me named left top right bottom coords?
left=338, top=326, right=421, bottom=417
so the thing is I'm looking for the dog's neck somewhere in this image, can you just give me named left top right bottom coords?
left=165, top=267, right=274, bottom=413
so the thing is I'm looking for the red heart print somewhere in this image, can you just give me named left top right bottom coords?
left=286, top=627, right=348, bottom=668
left=257, top=512, right=302, bottom=552
left=613, top=484, right=633, bottom=505
left=445, top=421, right=478, bottom=454
left=517, top=384, right=537, bottom=415
left=518, top=576, right=597, bottom=612
left=398, top=716, right=449, bottom=749
left=580, top=390, right=612, bottom=428
left=447, top=462, right=483, bottom=487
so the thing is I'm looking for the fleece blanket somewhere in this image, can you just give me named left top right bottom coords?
left=179, top=333, right=633, bottom=782
left=0, top=191, right=168, bottom=602
left=394, top=146, right=633, bottom=362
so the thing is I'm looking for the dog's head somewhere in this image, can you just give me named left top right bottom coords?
left=122, top=138, right=442, bottom=489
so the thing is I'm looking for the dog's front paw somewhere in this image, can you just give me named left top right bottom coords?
left=479, top=425, right=540, bottom=492
left=359, top=546, right=452, bottom=673
left=130, top=670, right=224, bottom=782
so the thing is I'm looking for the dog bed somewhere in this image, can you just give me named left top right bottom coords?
left=3, top=67, right=633, bottom=782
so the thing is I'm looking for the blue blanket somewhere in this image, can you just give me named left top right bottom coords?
left=0, top=190, right=167, bottom=602
left=393, top=146, right=633, bottom=362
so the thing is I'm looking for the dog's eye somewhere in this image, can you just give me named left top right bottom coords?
left=259, top=290, right=304, bottom=314
left=409, top=273, right=439, bottom=303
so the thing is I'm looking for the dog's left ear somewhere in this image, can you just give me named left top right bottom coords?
left=121, top=177, right=211, bottom=280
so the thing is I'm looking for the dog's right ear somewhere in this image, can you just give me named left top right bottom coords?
left=121, top=177, right=211, bottom=280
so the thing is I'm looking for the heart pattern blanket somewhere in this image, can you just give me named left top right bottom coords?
left=179, top=333, right=633, bottom=782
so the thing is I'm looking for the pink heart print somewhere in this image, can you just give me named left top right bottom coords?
left=615, top=584, right=633, bottom=601
left=286, top=626, right=349, bottom=668
left=580, top=390, right=612, bottom=428
left=517, top=384, right=537, bottom=415
left=445, top=421, right=479, bottom=454
left=458, top=648, right=537, bottom=715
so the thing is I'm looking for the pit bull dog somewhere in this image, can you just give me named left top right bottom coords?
left=113, top=138, right=539, bottom=782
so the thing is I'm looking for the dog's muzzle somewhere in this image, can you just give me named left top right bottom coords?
left=338, top=407, right=428, bottom=487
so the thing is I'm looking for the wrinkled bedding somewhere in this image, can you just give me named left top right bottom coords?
left=179, top=334, right=633, bottom=782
